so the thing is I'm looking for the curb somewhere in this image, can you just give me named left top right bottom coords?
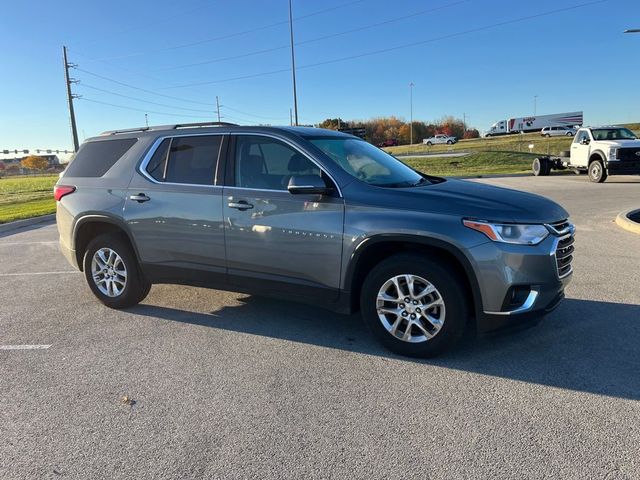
left=615, top=209, right=640, bottom=235
left=0, top=214, right=55, bottom=235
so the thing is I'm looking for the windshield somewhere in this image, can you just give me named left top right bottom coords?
left=308, top=137, right=425, bottom=187
left=591, top=128, right=637, bottom=141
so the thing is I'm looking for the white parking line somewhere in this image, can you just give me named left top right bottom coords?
left=0, top=345, right=51, bottom=350
left=0, top=271, right=79, bottom=277
left=0, top=241, right=58, bottom=247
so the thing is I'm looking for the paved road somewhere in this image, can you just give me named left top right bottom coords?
left=1, top=175, right=639, bottom=479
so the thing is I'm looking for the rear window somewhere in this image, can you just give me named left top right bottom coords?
left=65, top=138, right=137, bottom=177
left=146, top=135, right=222, bottom=185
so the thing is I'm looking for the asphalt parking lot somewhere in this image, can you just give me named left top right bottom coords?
left=2, top=175, right=639, bottom=479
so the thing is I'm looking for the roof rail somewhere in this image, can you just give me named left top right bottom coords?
left=100, top=122, right=239, bottom=136
left=173, top=122, right=238, bottom=129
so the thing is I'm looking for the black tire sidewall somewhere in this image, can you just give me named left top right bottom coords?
left=360, top=255, right=468, bottom=357
left=83, top=234, right=148, bottom=308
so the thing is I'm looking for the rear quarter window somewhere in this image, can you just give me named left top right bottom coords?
left=64, top=138, right=137, bottom=177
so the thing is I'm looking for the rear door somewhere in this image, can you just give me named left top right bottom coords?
left=124, top=134, right=227, bottom=279
left=222, top=134, right=345, bottom=301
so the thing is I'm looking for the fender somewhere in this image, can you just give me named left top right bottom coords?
left=589, top=150, right=606, bottom=164
left=72, top=213, right=141, bottom=264
left=344, top=233, right=484, bottom=318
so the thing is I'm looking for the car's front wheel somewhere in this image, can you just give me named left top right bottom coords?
left=588, top=160, right=607, bottom=183
left=83, top=233, right=151, bottom=309
left=360, top=254, right=468, bottom=357
left=426, top=141, right=432, bottom=146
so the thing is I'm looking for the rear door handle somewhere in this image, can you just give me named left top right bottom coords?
left=228, top=200, right=253, bottom=210
left=129, top=193, right=150, bottom=203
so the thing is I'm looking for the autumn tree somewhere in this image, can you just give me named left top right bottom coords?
left=6, top=163, right=20, bottom=172
left=318, top=118, right=345, bottom=130
left=463, top=129, right=480, bottom=139
left=21, top=155, right=48, bottom=170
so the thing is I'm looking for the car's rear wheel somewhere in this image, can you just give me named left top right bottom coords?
left=533, top=157, right=550, bottom=176
left=426, top=141, right=432, bottom=146
left=588, top=160, right=607, bottom=183
left=360, top=254, right=468, bottom=357
left=545, top=134, right=551, bottom=138
left=83, top=233, right=150, bottom=308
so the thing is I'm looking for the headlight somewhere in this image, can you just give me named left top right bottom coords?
left=463, top=220, right=549, bottom=245
left=609, top=147, right=618, bottom=160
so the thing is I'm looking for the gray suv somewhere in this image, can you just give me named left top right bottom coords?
left=55, top=122, right=574, bottom=357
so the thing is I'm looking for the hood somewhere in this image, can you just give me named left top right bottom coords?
left=595, top=139, right=640, bottom=147
left=350, top=178, right=569, bottom=224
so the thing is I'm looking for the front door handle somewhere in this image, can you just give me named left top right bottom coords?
left=228, top=200, right=253, bottom=210
left=129, top=193, right=150, bottom=203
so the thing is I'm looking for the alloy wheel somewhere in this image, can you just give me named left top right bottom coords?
left=376, top=274, right=445, bottom=343
left=91, top=247, right=127, bottom=297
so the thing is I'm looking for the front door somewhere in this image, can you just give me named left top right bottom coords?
left=223, top=134, right=344, bottom=301
left=124, top=134, right=227, bottom=280
left=571, top=130, right=591, bottom=167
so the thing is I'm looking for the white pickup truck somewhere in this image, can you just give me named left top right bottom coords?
left=532, top=126, right=640, bottom=183
left=423, top=134, right=457, bottom=146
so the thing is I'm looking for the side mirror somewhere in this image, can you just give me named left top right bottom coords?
left=287, top=174, right=333, bottom=195
left=580, top=137, right=590, bottom=145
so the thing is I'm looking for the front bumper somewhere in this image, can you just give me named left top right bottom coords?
left=468, top=231, right=573, bottom=334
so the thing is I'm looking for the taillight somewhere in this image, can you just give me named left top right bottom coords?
left=54, top=185, right=76, bottom=201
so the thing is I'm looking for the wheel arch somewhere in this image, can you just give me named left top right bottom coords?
left=72, top=214, right=140, bottom=271
left=588, top=150, right=606, bottom=165
left=344, top=235, right=483, bottom=320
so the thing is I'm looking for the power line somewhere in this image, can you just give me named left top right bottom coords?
left=78, top=97, right=206, bottom=119
left=160, top=0, right=610, bottom=90
left=75, top=67, right=216, bottom=106
left=84, top=0, right=366, bottom=62
left=154, top=0, right=468, bottom=72
left=78, top=83, right=214, bottom=113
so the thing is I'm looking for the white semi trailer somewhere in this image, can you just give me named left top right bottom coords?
left=485, top=111, right=583, bottom=137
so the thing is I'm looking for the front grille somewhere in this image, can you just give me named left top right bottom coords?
left=555, top=233, right=575, bottom=278
left=617, top=148, right=640, bottom=162
left=547, top=219, right=571, bottom=236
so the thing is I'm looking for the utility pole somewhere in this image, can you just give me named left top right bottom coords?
left=63, top=46, right=80, bottom=152
left=288, top=0, right=299, bottom=126
left=289, top=108, right=293, bottom=126
left=624, top=28, right=640, bottom=33
left=409, top=82, right=414, bottom=145
left=533, top=95, right=538, bottom=116
left=145, top=113, right=149, bottom=128
left=463, top=112, right=467, bottom=132
left=216, top=96, right=221, bottom=122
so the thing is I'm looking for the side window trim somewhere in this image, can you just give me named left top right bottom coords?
left=138, top=133, right=226, bottom=188
left=225, top=133, right=342, bottom=197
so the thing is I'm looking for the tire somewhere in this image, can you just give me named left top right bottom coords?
left=447, top=140, right=453, bottom=144
left=588, top=159, right=607, bottom=183
left=566, top=132, right=574, bottom=136
left=426, top=141, right=432, bottom=146
left=360, top=254, right=468, bottom=357
left=545, top=134, right=551, bottom=138
left=82, top=233, right=151, bottom=309
left=533, top=157, right=550, bottom=176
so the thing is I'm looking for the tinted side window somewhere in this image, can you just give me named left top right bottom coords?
left=234, top=135, right=320, bottom=190
left=65, top=138, right=137, bottom=177
left=145, top=138, right=170, bottom=181
left=164, top=135, right=222, bottom=185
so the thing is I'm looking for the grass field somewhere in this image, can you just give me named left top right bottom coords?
left=0, top=175, right=57, bottom=224
left=402, top=151, right=538, bottom=176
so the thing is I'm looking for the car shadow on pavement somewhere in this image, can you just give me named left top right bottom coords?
left=132, top=296, right=640, bottom=401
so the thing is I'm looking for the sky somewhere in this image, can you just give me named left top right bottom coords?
left=1, top=0, right=639, bottom=151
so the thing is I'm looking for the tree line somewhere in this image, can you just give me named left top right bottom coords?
left=317, top=116, right=479, bottom=145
